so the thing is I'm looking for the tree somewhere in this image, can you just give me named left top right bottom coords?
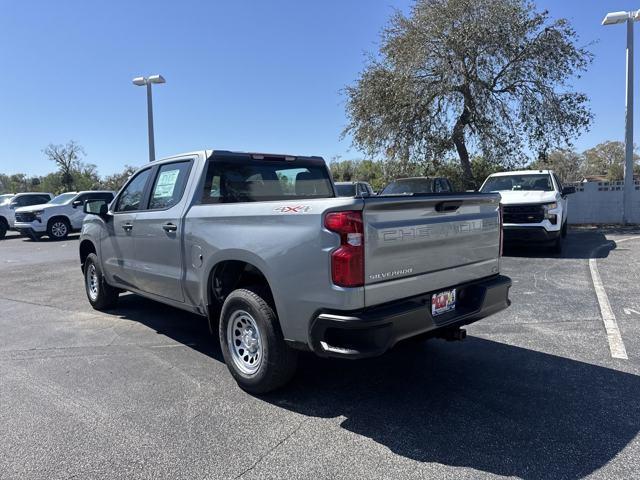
left=102, top=165, right=137, bottom=191
left=43, top=140, right=86, bottom=191
left=582, top=141, right=640, bottom=182
left=529, top=148, right=582, bottom=183
left=343, top=0, right=592, bottom=188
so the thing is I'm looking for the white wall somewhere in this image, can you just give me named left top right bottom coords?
left=567, top=180, right=640, bottom=224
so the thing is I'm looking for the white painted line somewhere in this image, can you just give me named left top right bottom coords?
left=623, top=307, right=640, bottom=316
left=588, top=257, right=628, bottom=359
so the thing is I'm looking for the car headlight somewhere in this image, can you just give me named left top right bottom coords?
left=542, top=203, right=558, bottom=224
left=33, top=210, right=44, bottom=217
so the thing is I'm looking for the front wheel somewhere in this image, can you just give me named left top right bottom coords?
left=0, top=222, right=6, bottom=239
left=84, top=253, right=119, bottom=310
left=219, top=288, right=297, bottom=394
left=47, top=218, right=70, bottom=240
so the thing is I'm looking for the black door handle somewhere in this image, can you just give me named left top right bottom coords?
left=121, top=223, right=133, bottom=231
left=162, top=223, right=177, bottom=233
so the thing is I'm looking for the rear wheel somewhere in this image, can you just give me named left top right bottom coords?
left=47, top=217, right=70, bottom=240
left=84, top=253, right=119, bottom=310
left=0, top=220, right=6, bottom=239
left=219, top=287, right=297, bottom=394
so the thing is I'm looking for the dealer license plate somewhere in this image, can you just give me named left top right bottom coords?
left=431, top=289, right=456, bottom=316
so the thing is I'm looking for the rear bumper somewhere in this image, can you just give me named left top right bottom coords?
left=308, top=274, right=511, bottom=359
left=503, top=226, right=560, bottom=243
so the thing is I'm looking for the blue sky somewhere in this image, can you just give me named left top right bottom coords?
left=0, top=0, right=639, bottom=176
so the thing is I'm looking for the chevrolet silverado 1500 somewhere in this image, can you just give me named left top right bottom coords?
left=79, top=150, right=511, bottom=393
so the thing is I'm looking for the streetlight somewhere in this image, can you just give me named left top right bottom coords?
left=132, top=74, right=166, bottom=162
left=602, top=10, right=639, bottom=225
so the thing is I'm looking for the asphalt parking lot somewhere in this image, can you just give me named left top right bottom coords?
left=1, top=228, right=640, bottom=480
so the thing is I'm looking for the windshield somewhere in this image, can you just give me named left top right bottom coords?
left=381, top=179, right=433, bottom=195
left=48, top=193, right=77, bottom=205
left=335, top=184, right=356, bottom=197
left=0, top=194, right=14, bottom=206
left=481, top=174, right=553, bottom=193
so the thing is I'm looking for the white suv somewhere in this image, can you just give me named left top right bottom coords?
left=14, top=191, right=114, bottom=240
left=480, top=170, right=575, bottom=253
left=0, top=192, right=53, bottom=239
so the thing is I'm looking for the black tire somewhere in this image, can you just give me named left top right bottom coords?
left=551, top=235, right=563, bottom=254
left=561, top=221, right=568, bottom=238
left=47, top=217, right=70, bottom=240
left=0, top=221, right=6, bottom=239
left=84, top=253, right=119, bottom=310
left=219, top=287, right=297, bottom=394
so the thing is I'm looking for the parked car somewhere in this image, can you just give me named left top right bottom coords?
left=0, top=192, right=53, bottom=239
left=79, top=150, right=510, bottom=393
left=335, top=181, right=375, bottom=197
left=480, top=169, right=575, bottom=253
left=14, top=191, right=114, bottom=240
left=380, top=176, right=453, bottom=195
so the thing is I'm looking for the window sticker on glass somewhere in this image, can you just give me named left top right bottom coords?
left=154, top=169, right=179, bottom=198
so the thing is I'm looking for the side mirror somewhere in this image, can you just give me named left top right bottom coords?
left=562, top=186, right=576, bottom=196
left=9, top=202, right=16, bottom=210
left=83, top=199, right=109, bottom=217
left=72, top=199, right=83, bottom=208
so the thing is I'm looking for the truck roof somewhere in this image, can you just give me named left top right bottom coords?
left=488, top=170, right=553, bottom=176
left=149, top=150, right=325, bottom=165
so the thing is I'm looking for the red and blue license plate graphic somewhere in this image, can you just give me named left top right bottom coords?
left=431, top=289, right=456, bottom=316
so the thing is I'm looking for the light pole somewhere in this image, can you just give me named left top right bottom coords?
left=602, top=11, right=639, bottom=225
left=132, top=74, right=166, bottom=162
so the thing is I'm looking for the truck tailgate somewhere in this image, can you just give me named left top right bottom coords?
left=363, top=193, right=501, bottom=307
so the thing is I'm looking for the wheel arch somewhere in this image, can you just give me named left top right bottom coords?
left=79, top=239, right=97, bottom=272
left=204, top=255, right=278, bottom=333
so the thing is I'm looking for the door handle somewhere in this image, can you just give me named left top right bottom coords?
left=162, top=223, right=178, bottom=233
left=121, top=223, right=133, bottom=231
left=435, top=201, right=463, bottom=213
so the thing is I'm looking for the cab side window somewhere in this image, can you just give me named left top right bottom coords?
left=115, top=169, right=151, bottom=212
left=148, top=162, right=191, bottom=210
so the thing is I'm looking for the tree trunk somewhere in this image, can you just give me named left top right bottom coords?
left=452, top=109, right=474, bottom=189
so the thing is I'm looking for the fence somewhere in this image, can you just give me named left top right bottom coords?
left=566, top=180, right=640, bottom=224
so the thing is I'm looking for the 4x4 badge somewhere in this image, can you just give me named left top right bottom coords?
left=273, top=205, right=312, bottom=213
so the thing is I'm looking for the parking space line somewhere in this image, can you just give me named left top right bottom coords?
left=587, top=235, right=640, bottom=360
left=588, top=257, right=628, bottom=360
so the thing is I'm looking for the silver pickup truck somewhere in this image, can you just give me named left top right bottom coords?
left=79, top=150, right=511, bottom=393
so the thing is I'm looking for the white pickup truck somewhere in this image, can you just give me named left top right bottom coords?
left=14, top=191, right=114, bottom=240
left=0, top=192, right=53, bottom=239
left=480, top=170, right=575, bottom=253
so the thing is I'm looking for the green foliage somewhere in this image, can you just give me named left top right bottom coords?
left=581, top=141, right=640, bottom=182
left=529, top=148, right=582, bottom=183
left=343, top=0, right=592, bottom=187
left=102, top=165, right=137, bottom=192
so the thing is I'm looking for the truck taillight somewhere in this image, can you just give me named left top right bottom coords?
left=499, top=203, right=504, bottom=257
left=324, top=210, right=364, bottom=287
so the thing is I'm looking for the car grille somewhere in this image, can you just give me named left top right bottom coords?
left=502, top=204, right=544, bottom=224
left=15, top=212, right=36, bottom=222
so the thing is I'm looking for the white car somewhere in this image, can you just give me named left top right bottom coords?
left=480, top=170, right=575, bottom=253
left=0, top=192, right=53, bottom=239
left=14, top=191, right=114, bottom=240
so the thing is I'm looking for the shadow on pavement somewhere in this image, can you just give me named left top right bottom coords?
left=504, top=229, right=616, bottom=259
left=111, top=294, right=640, bottom=480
